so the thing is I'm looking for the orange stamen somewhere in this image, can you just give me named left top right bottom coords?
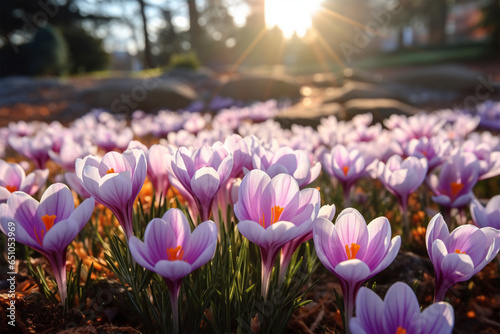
left=5, top=185, right=18, bottom=193
left=260, top=206, right=284, bottom=228
left=396, top=327, right=406, bottom=334
left=106, top=168, right=115, bottom=174
left=41, top=214, right=56, bottom=231
left=342, top=166, right=349, bottom=176
left=455, top=249, right=466, bottom=254
left=450, top=182, right=464, bottom=197
left=345, top=243, right=361, bottom=260
left=166, top=245, right=185, bottom=261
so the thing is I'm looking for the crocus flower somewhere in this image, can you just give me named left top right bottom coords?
left=8, top=133, right=53, bottom=169
left=384, top=113, right=446, bottom=148
left=405, top=136, right=451, bottom=172
left=76, top=149, right=147, bottom=240
left=129, top=208, right=217, bottom=334
left=428, top=151, right=480, bottom=209
left=168, top=144, right=233, bottom=222
left=322, top=145, right=366, bottom=205
left=0, top=160, right=48, bottom=203
left=313, top=208, right=401, bottom=333
left=279, top=203, right=335, bottom=285
left=0, top=183, right=95, bottom=307
left=92, top=124, right=133, bottom=152
left=250, top=145, right=321, bottom=188
left=350, top=282, right=454, bottom=334
left=470, top=196, right=500, bottom=229
left=48, top=137, right=97, bottom=172
left=425, top=213, right=500, bottom=302
left=234, top=170, right=326, bottom=300
left=373, top=155, right=428, bottom=211
left=128, top=141, right=176, bottom=203
left=462, top=139, right=500, bottom=181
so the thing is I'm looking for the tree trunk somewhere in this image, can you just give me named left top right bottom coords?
left=187, top=0, right=202, bottom=53
left=138, top=0, right=153, bottom=68
left=427, top=1, right=448, bottom=46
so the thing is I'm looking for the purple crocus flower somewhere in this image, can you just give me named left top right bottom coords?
left=92, top=124, right=133, bottom=152
left=8, top=134, right=53, bottom=169
left=128, top=141, right=176, bottom=203
left=49, top=137, right=97, bottom=172
left=428, top=151, right=480, bottom=209
left=234, top=170, right=321, bottom=299
left=470, top=196, right=500, bottom=229
left=279, top=203, right=335, bottom=285
left=250, top=145, right=321, bottom=188
left=384, top=113, right=446, bottom=148
left=405, top=137, right=451, bottom=172
left=462, top=139, right=500, bottom=181
left=425, top=213, right=500, bottom=302
left=0, top=160, right=48, bottom=203
left=0, top=183, right=95, bottom=307
left=168, top=144, right=233, bottom=222
left=374, top=155, right=428, bottom=212
left=313, top=208, right=401, bottom=333
left=322, top=145, right=366, bottom=205
left=350, top=282, right=454, bottom=334
left=76, top=149, right=147, bottom=240
left=129, top=208, right=217, bottom=334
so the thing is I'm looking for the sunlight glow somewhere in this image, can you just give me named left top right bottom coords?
left=265, top=0, right=323, bottom=38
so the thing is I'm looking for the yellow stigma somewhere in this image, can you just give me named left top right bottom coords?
left=5, top=185, right=18, bottom=193
left=396, top=326, right=406, bottom=334
left=455, top=249, right=466, bottom=254
left=259, top=205, right=284, bottom=228
left=166, top=245, right=185, bottom=261
left=449, top=182, right=464, bottom=197
left=106, top=168, right=115, bottom=174
left=345, top=243, right=361, bottom=260
left=342, top=166, right=349, bottom=176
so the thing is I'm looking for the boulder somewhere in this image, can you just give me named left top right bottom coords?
left=80, top=78, right=198, bottom=114
left=391, top=64, right=496, bottom=92
left=217, top=74, right=302, bottom=102
left=343, top=98, right=417, bottom=123
left=275, top=102, right=344, bottom=128
left=343, top=67, right=383, bottom=84
left=323, top=81, right=411, bottom=104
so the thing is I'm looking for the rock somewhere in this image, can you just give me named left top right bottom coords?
left=161, top=67, right=217, bottom=91
left=275, top=102, right=344, bottom=128
left=391, top=64, right=495, bottom=92
left=217, top=74, right=302, bottom=102
left=323, top=81, right=411, bottom=104
left=343, top=98, right=417, bottom=123
left=311, top=72, right=342, bottom=88
left=80, top=78, right=198, bottom=115
left=343, top=67, right=383, bottom=84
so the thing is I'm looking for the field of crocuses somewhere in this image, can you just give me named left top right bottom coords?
left=1, top=100, right=499, bottom=334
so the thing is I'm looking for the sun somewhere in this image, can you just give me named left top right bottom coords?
left=265, top=0, right=323, bottom=38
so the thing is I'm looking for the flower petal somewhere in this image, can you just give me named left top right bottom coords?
left=383, top=282, right=422, bottom=334
left=38, top=183, right=74, bottom=221
left=421, top=302, right=454, bottom=334
left=351, top=287, right=385, bottom=334
left=154, top=260, right=192, bottom=281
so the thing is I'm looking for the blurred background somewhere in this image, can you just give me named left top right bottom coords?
left=0, top=0, right=499, bottom=125
left=1, top=0, right=498, bottom=75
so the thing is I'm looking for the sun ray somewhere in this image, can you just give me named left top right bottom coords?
left=318, top=7, right=367, bottom=30
left=310, top=26, right=346, bottom=69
